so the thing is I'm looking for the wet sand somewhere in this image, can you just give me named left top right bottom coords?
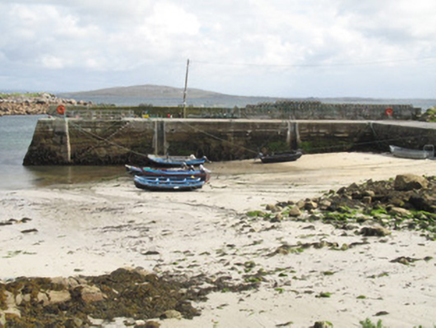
left=1, top=152, right=435, bottom=327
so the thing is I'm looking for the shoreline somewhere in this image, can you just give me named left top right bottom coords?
left=1, top=152, right=436, bottom=327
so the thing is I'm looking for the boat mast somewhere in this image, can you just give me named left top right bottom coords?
left=183, top=59, right=189, bottom=118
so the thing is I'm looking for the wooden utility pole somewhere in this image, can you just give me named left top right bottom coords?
left=183, top=59, right=189, bottom=118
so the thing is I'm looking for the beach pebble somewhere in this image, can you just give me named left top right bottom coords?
left=318, top=199, right=332, bottom=210
left=64, top=317, right=83, bottom=328
left=79, top=285, right=106, bottom=303
left=296, top=200, right=306, bottom=209
left=360, top=225, right=391, bottom=237
left=144, top=321, right=161, bottom=327
left=265, top=204, right=281, bottom=212
left=362, top=196, right=372, bottom=204
left=288, top=205, right=301, bottom=217
left=304, top=200, right=318, bottom=210
left=363, top=190, right=375, bottom=197
left=389, top=207, right=412, bottom=217
left=46, top=290, right=72, bottom=305
left=160, top=309, right=182, bottom=319
left=271, top=213, right=283, bottom=222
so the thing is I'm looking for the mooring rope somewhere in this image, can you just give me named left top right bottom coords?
left=177, top=119, right=266, bottom=155
left=179, top=119, right=431, bottom=154
left=74, top=121, right=133, bottom=159
left=302, top=122, right=432, bottom=153
left=67, top=120, right=149, bottom=159
left=64, top=118, right=433, bottom=161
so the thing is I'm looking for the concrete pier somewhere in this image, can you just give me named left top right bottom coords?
left=23, top=118, right=436, bottom=165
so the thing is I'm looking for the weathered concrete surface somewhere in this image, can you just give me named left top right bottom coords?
left=243, top=101, right=418, bottom=120
left=23, top=118, right=436, bottom=165
left=23, top=118, right=72, bottom=165
left=370, top=121, right=436, bottom=151
left=55, top=101, right=419, bottom=121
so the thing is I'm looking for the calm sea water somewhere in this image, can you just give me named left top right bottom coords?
left=0, top=115, right=124, bottom=190
left=2, top=99, right=435, bottom=191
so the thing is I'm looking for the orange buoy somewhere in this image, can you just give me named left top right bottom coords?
left=57, top=105, right=66, bottom=115
left=385, top=107, right=393, bottom=116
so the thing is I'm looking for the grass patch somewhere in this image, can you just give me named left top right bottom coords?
left=0, top=92, right=45, bottom=99
left=359, top=318, right=386, bottom=328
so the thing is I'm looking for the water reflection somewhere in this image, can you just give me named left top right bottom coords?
left=0, top=115, right=128, bottom=191
left=8, top=165, right=126, bottom=189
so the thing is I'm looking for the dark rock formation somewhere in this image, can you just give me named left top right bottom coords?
left=264, top=174, right=436, bottom=239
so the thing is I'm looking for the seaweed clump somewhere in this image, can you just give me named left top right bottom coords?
left=0, top=266, right=259, bottom=327
left=260, top=174, right=436, bottom=239
left=0, top=268, right=201, bottom=327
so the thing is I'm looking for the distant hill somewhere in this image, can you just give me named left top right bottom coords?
left=57, top=84, right=283, bottom=107
left=57, top=84, right=436, bottom=109
left=60, top=85, right=220, bottom=98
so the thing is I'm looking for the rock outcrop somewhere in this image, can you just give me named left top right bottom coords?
left=263, top=174, right=436, bottom=239
left=0, top=268, right=199, bottom=327
left=0, top=93, right=91, bottom=116
left=394, top=173, right=429, bottom=191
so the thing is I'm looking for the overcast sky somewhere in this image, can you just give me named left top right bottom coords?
left=1, top=0, right=435, bottom=98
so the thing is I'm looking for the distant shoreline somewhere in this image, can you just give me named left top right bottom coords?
left=0, top=93, right=91, bottom=116
left=2, top=86, right=436, bottom=116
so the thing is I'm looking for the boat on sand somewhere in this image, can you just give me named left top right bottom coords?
left=147, top=154, right=210, bottom=167
left=389, top=145, right=434, bottom=160
left=133, top=175, right=205, bottom=191
left=125, top=164, right=211, bottom=182
left=259, top=150, right=303, bottom=163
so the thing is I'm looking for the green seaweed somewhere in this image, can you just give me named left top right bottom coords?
left=246, top=210, right=264, bottom=217
left=317, top=292, right=332, bottom=298
left=359, top=318, right=386, bottom=328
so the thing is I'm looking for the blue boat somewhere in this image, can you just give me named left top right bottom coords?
left=125, top=165, right=211, bottom=182
left=147, top=154, right=210, bottom=167
left=125, top=164, right=145, bottom=175
left=134, top=175, right=205, bottom=191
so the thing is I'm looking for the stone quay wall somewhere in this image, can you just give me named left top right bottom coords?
left=23, top=118, right=436, bottom=165
left=48, top=100, right=419, bottom=121
left=243, top=101, right=418, bottom=120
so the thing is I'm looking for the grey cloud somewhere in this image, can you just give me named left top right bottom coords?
left=1, top=0, right=436, bottom=97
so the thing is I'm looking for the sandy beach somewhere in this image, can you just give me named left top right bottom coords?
left=1, top=152, right=436, bottom=327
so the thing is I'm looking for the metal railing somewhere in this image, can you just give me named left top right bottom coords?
left=49, top=106, right=135, bottom=120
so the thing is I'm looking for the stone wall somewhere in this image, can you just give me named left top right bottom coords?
left=61, top=101, right=418, bottom=121
left=3, top=94, right=419, bottom=121
left=369, top=122, right=436, bottom=151
left=243, top=101, right=417, bottom=120
left=24, top=118, right=436, bottom=165
left=22, top=119, right=71, bottom=165
left=24, top=118, right=376, bottom=165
